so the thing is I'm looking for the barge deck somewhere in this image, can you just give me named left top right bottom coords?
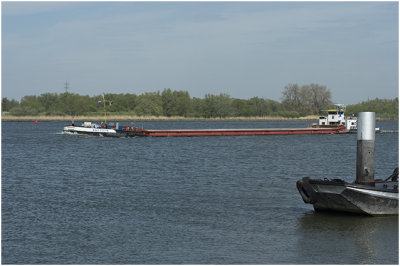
left=130, top=126, right=348, bottom=137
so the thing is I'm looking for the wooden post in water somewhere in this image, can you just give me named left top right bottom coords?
left=356, top=112, right=375, bottom=185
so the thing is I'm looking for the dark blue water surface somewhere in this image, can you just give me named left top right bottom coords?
left=2, top=120, right=398, bottom=264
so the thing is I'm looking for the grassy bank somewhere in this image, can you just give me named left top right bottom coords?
left=2, top=114, right=396, bottom=122
left=1, top=114, right=321, bottom=122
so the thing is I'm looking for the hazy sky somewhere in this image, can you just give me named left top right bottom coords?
left=2, top=1, right=398, bottom=104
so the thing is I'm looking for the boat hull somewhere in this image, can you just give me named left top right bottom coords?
left=63, top=126, right=118, bottom=137
left=63, top=125, right=148, bottom=137
left=296, top=177, right=398, bottom=216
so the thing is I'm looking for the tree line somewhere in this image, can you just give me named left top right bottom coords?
left=1, top=84, right=398, bottom=119
left=345, top=98, right=398, bottom=120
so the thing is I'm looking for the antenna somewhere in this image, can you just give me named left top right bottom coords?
left=99, top=93, right=113, bottom=126
left=64, top=81, right=69, bottom=93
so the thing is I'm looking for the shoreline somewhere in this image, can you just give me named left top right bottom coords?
left=1, top=114, right=396, bottom=122
left=2, top=114, right=321, bottom=122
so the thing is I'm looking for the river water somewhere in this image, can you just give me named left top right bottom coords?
left=2, top=120, right=398, bottom=264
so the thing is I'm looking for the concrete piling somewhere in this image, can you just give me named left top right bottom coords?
left=356, top=112, right=375, bottom=185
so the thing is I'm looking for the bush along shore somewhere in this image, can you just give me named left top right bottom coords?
left=2, top=114, right=394, bottom=122
left=1, top=114, right=321, bottom=122
left=2, top=85, right=398, bottom=121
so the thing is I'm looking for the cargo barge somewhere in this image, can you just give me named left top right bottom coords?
left=138, top=126, right=348, bottom=137
left=63, top=123, right=348, bottom=137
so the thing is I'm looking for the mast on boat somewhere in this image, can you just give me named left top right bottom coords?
left=98, top=94, right=112, bottom=127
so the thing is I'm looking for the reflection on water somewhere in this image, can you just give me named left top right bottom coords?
left=297, top=212, right=398, bottom=264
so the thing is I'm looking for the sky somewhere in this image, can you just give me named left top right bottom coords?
left=1, top=1, right=398, bottom=105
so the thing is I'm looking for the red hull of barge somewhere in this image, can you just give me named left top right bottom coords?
left=140, top=126, right=348, bottom=137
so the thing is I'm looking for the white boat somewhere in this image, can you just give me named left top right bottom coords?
left=311, top=104, right=380, bottom=133
left=63, top=122, right=117, bottom=137
left=62, top=94, right=141, bottom=137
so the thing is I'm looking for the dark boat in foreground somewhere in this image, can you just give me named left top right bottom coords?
left=297, top=169, right=398, bottom=216
left=297, top=112, right=398, bottom=216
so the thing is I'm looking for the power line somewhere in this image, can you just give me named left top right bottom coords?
left=64, top=81, right=69, bottom=93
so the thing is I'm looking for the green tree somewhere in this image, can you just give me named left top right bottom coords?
left=309, top=83, right=332, bottom=114
left=346, top=98, right=398, bottom=120
left=101, top=93, right=137, bottom=113
left=190, top=97, right=205, bottom=117
left=249, top=97, right=267, bottom=116
left=264, top=99, right=282, bottom=116
left=161, top=88, right=176, bottom=116
left=281, top=83, right=301, bottom=111
left=38, top=93, right=61, bottom=115
left=281, top=83, right=332, bottom=115
left=2, top=97, right=19, bottom=112
left=174, top=90, right=192, bottom=117
left=231, top=99, right=253, bottom=116
left=134, top=92, right=163, bottom=116
left=161, top=89, right=192, bottom=117
left=203, top=93, right=232, bottom=118
left=20, top=95, right=43, bottom=113
left=58, top=93, right=92, bottom=116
